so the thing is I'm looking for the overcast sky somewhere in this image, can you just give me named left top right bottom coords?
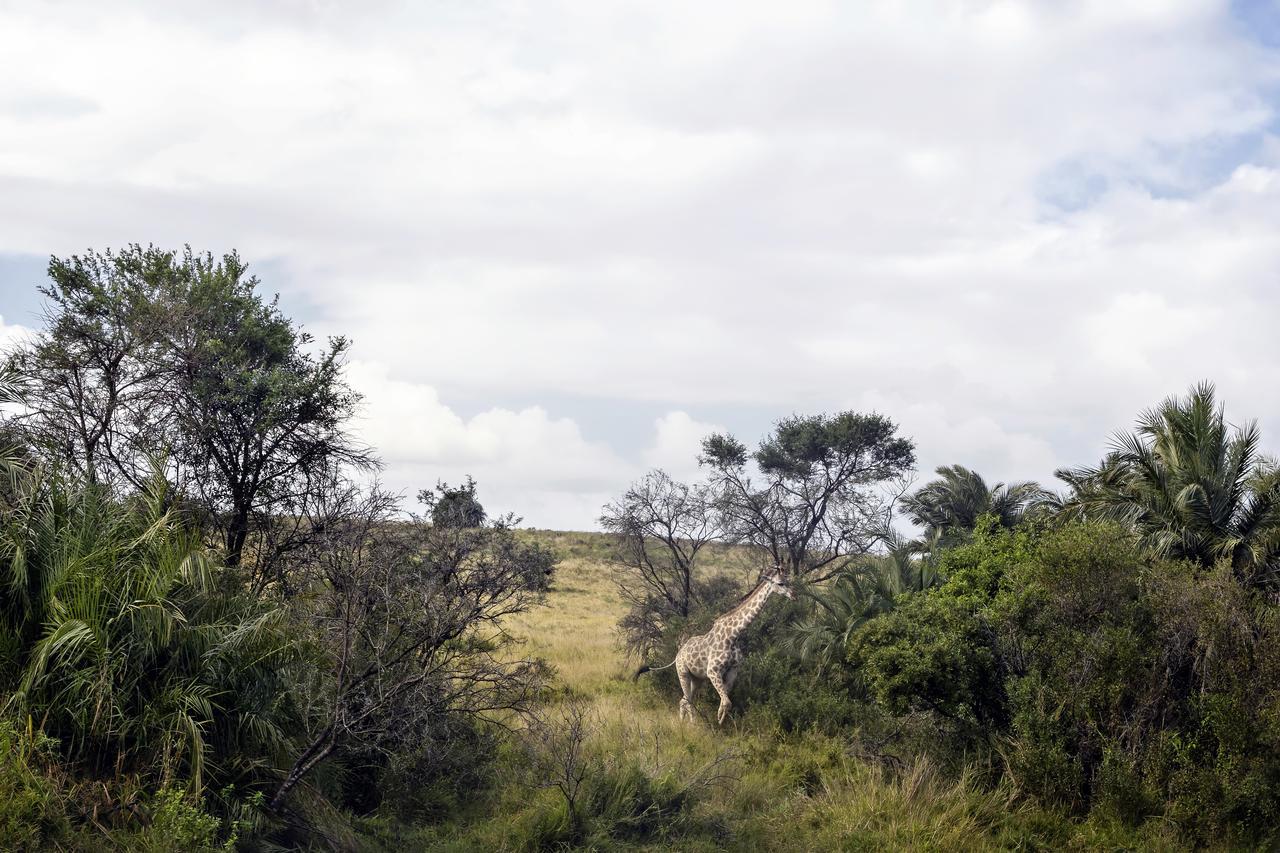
left=2, top=0, right=1279, bottom=529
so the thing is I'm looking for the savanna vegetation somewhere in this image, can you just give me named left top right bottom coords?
left=2, top=246, right=1278, bottom=850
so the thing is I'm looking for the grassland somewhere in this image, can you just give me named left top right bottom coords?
left=405, top=531, right=1191, bottom=852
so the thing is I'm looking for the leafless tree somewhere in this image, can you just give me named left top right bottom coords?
left=270, top=480, right=556, bottom=812
left=525, top=699, right=596, bottom=839
left=600, top=470, right=723, bottom=656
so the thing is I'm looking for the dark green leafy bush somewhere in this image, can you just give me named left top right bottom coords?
left=849, top=519, right=1280, bottom=843
left=0, top=719, right=71, bottom=851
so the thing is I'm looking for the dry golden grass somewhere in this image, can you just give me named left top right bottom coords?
left=506, top=552, right=629, bottom=694
left=509, top=531, right=754, bottom=694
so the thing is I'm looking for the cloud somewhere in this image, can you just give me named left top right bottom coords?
left=854, top=389, right=1061, bottom=494
left=346, top=361, right=636, bottom=528
left=1, top=1, right=1278, bottom=527
left=0, top=315, right=35, bottom=352
left=642, top=411, right=726, bottom=482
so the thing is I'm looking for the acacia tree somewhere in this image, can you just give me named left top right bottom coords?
left=700, top=412, right=915, bottom=582
left=7, top=247, right=176, bottom=489
left=270, top=481, right=557, bottom=813
left=161, top=257, right=374, bottom=573
left=599, top=470, right=721, bottom=657
left=6, top=246, right=374, bottom=583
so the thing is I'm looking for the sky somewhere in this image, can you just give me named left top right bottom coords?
left=2, top=0, right=1279, bottom=529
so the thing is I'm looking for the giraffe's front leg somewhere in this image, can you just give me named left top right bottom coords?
left=724, top=646, right=744, bottom=693
left=707, top=663, right=732, bottom=725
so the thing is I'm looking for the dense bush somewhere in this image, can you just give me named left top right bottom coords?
left=849, top=519, right=1280, bottom=842
left=0, top=719, right=71, bottom=851
left=0, top=719, right=241, bottom=853
left=333, top=714, right=497, bottom=822
left=0, top=469, right=298, bottom=823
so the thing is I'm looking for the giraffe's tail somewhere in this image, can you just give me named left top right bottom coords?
left=634, top=659, right=677, bottom=680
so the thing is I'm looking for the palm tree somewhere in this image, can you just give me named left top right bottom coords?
left=1056, top=382, right=1280, bottom=592
left=786, top=536, right=938, bottom=671
left=902, top=464, right=1050, bottom=551
left=0, top=465, right=298, bottom=798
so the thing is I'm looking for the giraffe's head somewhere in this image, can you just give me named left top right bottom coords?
left=764, top=566, right=794, bottom=599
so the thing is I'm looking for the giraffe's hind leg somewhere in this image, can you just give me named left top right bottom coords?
left=676, top=664, right=696, bottom=723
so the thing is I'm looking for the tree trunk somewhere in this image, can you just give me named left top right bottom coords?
left=270, top=727, right=337, bottom=812
left=225, top=508, right=250, bottom=568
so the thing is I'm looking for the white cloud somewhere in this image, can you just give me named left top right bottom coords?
left=855, top=389, right=1061, bottom=494
left=346, top=361, right=635, bottom=528
left=642, top=411, right=726, bottom=482
left=0, top=316, right=34, bottom=352
left=1, top=1, right=1278, bottom=527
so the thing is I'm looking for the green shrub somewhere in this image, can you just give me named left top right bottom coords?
left=0, top=719, right=71, bottom=852
left=849, top=518, right=1280, bottom=843
left=130, top=788, right=232, bottom=853
left=733, top=643, right=866, bottom=734
left=584, top=762, right=694, bottom=841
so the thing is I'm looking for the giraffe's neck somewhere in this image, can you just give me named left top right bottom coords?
left=716, top=579, right=778, bottom=642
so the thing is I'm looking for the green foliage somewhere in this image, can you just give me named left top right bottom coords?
left=0, top=719, right=71, bottom=851
left=853, top=587, right=1005, bottom=729
left=0, top=720, right=238, bottom=852
left=850, top=518, right=1280, bottom=843
left=134, top=788, right=234, bottom=853
left=734, top=644, right=867, bottom=734
left=753, top=412, right=914, bottom=478
left=1057, top=381, right=1280, bottom=593
left=786, top=541, right=937, bottom=674
left=336, top=715, right=497, bottom=822
left=903, top=463, right=1051, bottom=551
left=8, top=244, right=372, bottom=577
left=0, top=467, right=298, bottom=813
left=850, top=521, right=1032, bottom=731
left=420, top=476, right=486, bottom=529
left=701, top=411, right=915, bottom=580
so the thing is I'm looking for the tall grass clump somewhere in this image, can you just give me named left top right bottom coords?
left=0, top=464, right=298, bottom=830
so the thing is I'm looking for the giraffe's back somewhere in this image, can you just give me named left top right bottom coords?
left=675, top=633, right=713, bottom=678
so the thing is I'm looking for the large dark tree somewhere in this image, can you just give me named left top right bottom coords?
left=5, top=246, right=374, bottom=580
left=7, top=248, right=176, bottom=489
left=700, top=412, right=915, bottom=582
left=1057, top=382, right=1280, bottom=592
left=420, top=476, right=486, bottom=528
left=161, top=255, right=373, bottom=572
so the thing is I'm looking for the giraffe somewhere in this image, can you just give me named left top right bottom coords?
left=636, top=567, right=794, bottom=725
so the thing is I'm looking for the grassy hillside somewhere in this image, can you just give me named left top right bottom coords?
left=406, top=531, right=1190, bottom=852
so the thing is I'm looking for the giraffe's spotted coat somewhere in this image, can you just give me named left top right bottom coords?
left=673, top=569, right=792, bottom=725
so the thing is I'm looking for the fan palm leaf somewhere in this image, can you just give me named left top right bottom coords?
left=0, top=464, right=301, bottom=797
left=1056, top=383, right=1280, bottom=591
left=903, top=464, right=1050, bottom=553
